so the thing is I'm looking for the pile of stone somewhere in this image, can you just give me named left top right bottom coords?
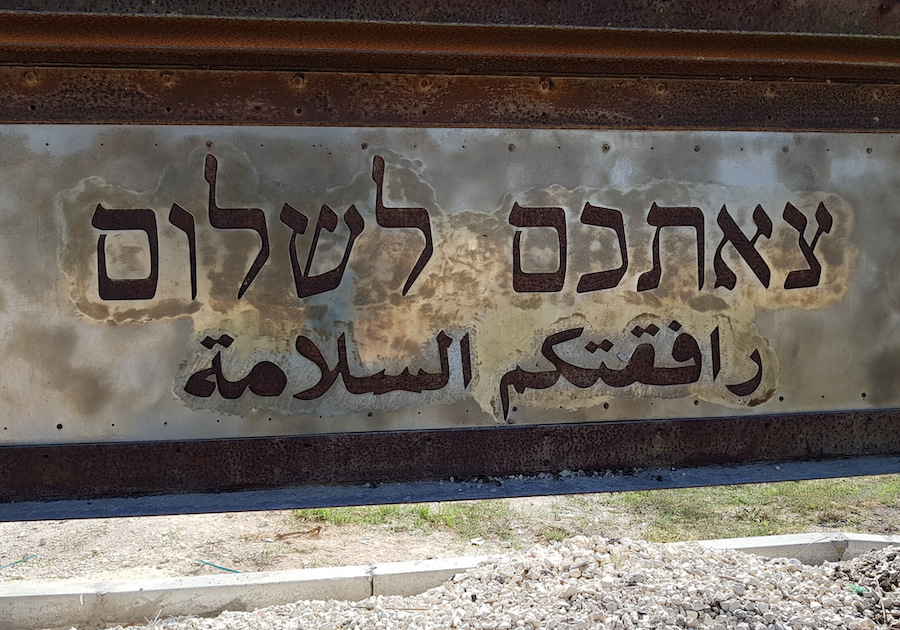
left=835, top=545, right=900, bottom=627
left=102, top=536, right=900, bottom=630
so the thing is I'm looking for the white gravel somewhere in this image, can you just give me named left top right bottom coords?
left=99, top=536, right=900, bottom=630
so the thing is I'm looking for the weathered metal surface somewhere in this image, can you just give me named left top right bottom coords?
left=0, top=126, right=886, bottom=447
left=0, top=70, right=899, bottom=132
left=1, top=411, right=899, bottom=506
left=2, top=0, right=899, bottom=36
left=1, top=14, right=900, bottom=81
left=2, top=124, right=900, bottom=511
left=0, top=6, right=895, bottom=520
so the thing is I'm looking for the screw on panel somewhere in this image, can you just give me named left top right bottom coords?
left=160, top=72, right=173, bottom=85
left=291, top=74, right=305, bottom=87
left=540, top=79, right=552, bottom=91
left=655, top=83, right=666, bottom=94
left=23, top=71, right=37, bottom=84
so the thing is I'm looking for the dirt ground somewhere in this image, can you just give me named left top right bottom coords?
left=0, top=496, right=631, bottom=584
left=0, top=510, right=465, bottom=583
left=2, top=492, right=898, bottom=586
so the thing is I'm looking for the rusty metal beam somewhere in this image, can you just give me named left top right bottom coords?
left=0, top=13, right=899, bottom=81
left=1, top=410, right=898, bottom=505
left=2, top=0, right=900, bottom=37
left=0, top=68, right=898, bottom=131
left=5, top=456, right=900, bottom=521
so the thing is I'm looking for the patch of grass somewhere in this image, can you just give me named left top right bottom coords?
left=606, top=474, right=900, bottom=542
left=292, top=500, right=515, bottom=541
left=872, top=477, right=900, bottom=504
left=539, top=525, right=574, bottom=542
left=291, top=475, right=900, bottom=545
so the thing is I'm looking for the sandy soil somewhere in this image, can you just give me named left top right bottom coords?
left=1, top=493, right=897, bottom=586
left=0, top=496, right=631, bottom=584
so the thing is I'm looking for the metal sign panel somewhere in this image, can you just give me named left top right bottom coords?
left=1, top=123, right=899, bottom=516
left=0, top=125, right=878, bottom=442
left=0, top=3, right=898, bottom=521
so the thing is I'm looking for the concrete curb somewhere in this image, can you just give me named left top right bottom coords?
left=2, top=534, right=899, bottom=630
left=694, top=532, right=900, bottom=565
left=0, top=556, right=492, bottom=630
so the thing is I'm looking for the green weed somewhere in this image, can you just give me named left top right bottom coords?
left=291, top=474, right=900, bottom=545
left=292, top=501, right=515, bottom=541
left=607, top=474, right=900, bottom=542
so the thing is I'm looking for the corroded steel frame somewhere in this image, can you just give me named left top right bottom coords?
left=0, top=69, right=899, bottom=131
left=1, top=4, right=899, bottom=518
left=2, top=411, right=898, bottom=505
